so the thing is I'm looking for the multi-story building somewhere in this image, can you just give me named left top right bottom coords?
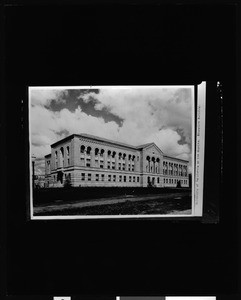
left=44, top=133, right=189, bottom=188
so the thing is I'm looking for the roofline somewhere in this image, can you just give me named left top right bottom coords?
left=51, top=134, right=75, bottom=148
left=51, top=133, right=139, bottom=150
left=163, top=155, right=189, bottom=163
left=50, top=134, right=188, bottom=163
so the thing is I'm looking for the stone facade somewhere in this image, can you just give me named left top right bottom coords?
left=44, top=133, right=189, bottom=188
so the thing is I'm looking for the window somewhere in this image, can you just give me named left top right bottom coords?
left=132, top=166, right=134, bottom=171
left=100, top=162, right=104, bottom=168
left=66, top=146, right=70, bottom=166
left=124, top=176, right=126, bottom=182
left=157, top=177, right=160, bottom=183
left=129, top=176, right=131, bottom=182
left=86, top=158, right=91, bottom=167
left=122, top=163, right=125, bottom=170
left=96, top=174, right=99, bottom=181
left=113, top=175, right=116, bottom=182
left=119, top=175, right=122, bottom=182
left=81, top=173, right=85, bottom=181
left=88, top=173, right=91, bottom=181
left=137, top=176, right=139, bottom=182
left=169, top=179, right=171, bottom=184
left=108, top=175, right=111, bottom=182
left=101, top=174, right=105, bottom=181
left=112, top=162, right=115, bottom=169
left=107, top=161, right=111, bottom=169
left=119, top=163, right=121, bottom=170
left=133, top=176, right=135, bottom=182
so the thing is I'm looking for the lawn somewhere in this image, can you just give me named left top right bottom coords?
left=33, top=191, right=192, bottom=216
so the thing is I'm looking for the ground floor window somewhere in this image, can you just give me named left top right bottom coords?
left=101, top=174, right=105, bottom=181
left=137, top=177, right=139, bottom=182
left=157, top=177, right=160, bottom=183
left=81, top=173, right=85, bottom=181
left=133, top=176, right=135, bottom=182
left=113, top=175, right=116, bottom=182
left=129, top=176, right=131, bottom=182
left=108, top=175, right=111, bottom=181
left=88, top=173, right=91, bottom=181
left=96, top=174, right=99, bottom=181
left=119, top=175, right=122, bottom=182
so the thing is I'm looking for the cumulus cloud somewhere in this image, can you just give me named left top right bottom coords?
left=30, top=89, right=68, bottom=107
left=30, top=87, right=193, bottom=174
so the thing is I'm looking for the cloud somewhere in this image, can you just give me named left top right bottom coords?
left=30, top=87, right=193, bottom=174
left=30, top=89, right=68, bottom=107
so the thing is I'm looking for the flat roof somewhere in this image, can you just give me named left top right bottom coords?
left=163, top=154, right=189, bottom=163
left=50, top=133, right=189, bottom=162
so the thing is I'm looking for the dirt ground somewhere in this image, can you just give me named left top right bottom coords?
left=34, top=191, right=192, bottom=216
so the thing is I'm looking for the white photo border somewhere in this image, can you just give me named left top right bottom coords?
left=29, top=84, right=205, bottom=220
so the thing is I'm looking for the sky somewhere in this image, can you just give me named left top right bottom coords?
left=30, top=86, right=193, bottom=175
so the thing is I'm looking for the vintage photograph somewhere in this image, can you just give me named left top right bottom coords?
left=29, top=85, right=197, bottom=219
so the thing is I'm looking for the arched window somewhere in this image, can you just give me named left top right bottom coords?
left=119, top=152, right=122, bottom=159
left=100, top=149, right=104, bottom=157
left=55, top=151, right=58, bottom=168
left=95, top=148, right=99, bottom=156
left=112, top=151, right=116, bottom=158
left=66, top=146, right=70, bottom=166
left=80, top=145, right=85, bottom=153
left=86, top=146, right=91, bottom=155
left=107, top=150, right=111, bottom=157
left=60, top=147, right=64, bottom=167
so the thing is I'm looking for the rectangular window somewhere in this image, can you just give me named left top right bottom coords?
left=113, top=175, right=116, bottom=182
left=96, top=174, right=99, bottom=181
left=86, top=158, right=91, bottom=167
left=129, top=176, right=131, bottom=182
left=132, top=167, right=134, bottom=171
left=133, top=176, right=135, bottom=182
left=124, top=176, right=126, bottom=182
left=169, top=179, right=171, bottom=183
left=119, top=175, right=122, bottom=182
left=157, top=177, right=160, bottom=183
left=119, top=163, right=121, bottom=170
left=88, top=173, right=91, bottom=181
left=108, top=175, right=111, bottom=182
left=137, top=177, right=139, bottom=182
left=100, top=163, right=104, bottom=168
left=122, top=164, right=125, bottom=170
left=81, top=173, right=85, bottom=181
left=112, top=162, right=115, bottom=169
left=107, top=161, right=110, bottom=169
left=101, top=174, right=105, bottom=181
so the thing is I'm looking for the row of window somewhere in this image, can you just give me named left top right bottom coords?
left=163, top=178, right=188, bottom=185
left=80, top=145, right=139, bottom=161
left=81, top=157, right=136, bottom=171
left=81, top=173, right=140, bottom=183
